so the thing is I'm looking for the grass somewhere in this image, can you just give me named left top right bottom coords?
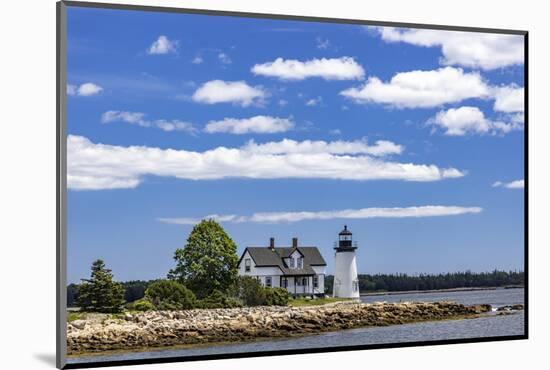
left=67, top=311, right=126, bottom=323
left=288, top=297, right=351, bottom=307
left=67, top=311, right=87, bottom=322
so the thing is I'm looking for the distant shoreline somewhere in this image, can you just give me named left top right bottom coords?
left=360, top=285, right=524, bottom=297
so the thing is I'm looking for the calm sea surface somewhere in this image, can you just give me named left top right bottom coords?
left=68, top=288, right=525, bottom=364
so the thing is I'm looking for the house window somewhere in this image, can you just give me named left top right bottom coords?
left=296, top=277, right=302, bottom=286
left=265, top=276, right=272, bottom=288
left=282, top=278, right=288, bottom=288
left=245, top=258, right=251, bottom=272
left=289, top=258, right=295, bottom=268
left=302, top=277, right=308, bottom=285
left=297, top=257, right=303, bottom=268
left=313, top=275, right=319, bottom=288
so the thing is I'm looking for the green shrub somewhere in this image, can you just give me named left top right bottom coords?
left=126, top=298, right=155, bottom=312
left=145, top=280, right=196, bottom=310
left=264, top=287, right=290, bottom=306
left=199, top=289, right=243, bottom=309
left=237, top=276, right=266, bottom=306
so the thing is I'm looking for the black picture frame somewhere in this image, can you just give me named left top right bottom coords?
left=56, top=1, right=528, bottom=368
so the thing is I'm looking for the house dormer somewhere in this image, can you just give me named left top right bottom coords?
left=288, top=249, right=304, bottom=269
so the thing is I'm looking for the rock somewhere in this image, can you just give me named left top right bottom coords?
left=497, top=304, right=524, bottom=312
left=66, top=301, right=497, bottom=355
left=71, top=320, right=87, bottom=330
left=470, top=304, right=492, bottom=314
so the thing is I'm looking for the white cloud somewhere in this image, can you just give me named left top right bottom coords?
left=204, top=116, right=294, bottom=134
left=493, top=85, right=524, bottom=113
left=67, top=135, right=464, bottom=190
left=191, top=56, right=203, bottom=64
left=507, top=180, right=524, bottom=189
left=101, top=110, right=197, bottom=134
left=251, top=57, right=365, bottom=81
left=329, top=129, right=342, bottom=135
left=78, top=83, right=103, bottom=96
left=278, top=99, right=288, bottom=107
left=241, top=138, right=403, bottom=156
left=67, top=82, right=103, bottom=96
left=428, top=106, right=523, bottom=136
left=306, top=96, right=322, bottom=106
left=340, top=67, right=490, bottom=108
left=192, top=80, right=266, bottom=107
left=493, top=179, right=524, bottom=189
left=371, top=26, right=524, bottom=70
left=67, top=84, right=77, bottom=96
left=147, top=35, right=178, bottom=55
left=218, top=52, right=232, bottom=64
left=158, top=205, right=482, bottom=225
left=316, top=37, right=331, bottom=50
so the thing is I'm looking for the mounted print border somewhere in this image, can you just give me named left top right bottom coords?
left=57, top=1, right=528, bottom=368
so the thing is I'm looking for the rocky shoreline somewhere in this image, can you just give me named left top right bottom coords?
left=67, top=301, right=494, bottom=355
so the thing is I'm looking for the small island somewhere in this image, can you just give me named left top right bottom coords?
left=67, top=220, right=524, bottom=357
left=67, top=300, right=496, bottom=355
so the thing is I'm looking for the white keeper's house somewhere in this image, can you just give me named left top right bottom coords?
left=237, top=237, right=327, bottom=297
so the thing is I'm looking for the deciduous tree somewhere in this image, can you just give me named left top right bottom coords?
left=168, top=219, right=238, bottom=298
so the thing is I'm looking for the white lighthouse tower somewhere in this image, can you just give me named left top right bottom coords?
left=333, top=225, right=360, bottom=299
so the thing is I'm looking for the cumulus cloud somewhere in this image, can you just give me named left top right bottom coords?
left=67, top=82, right=103, bottom=96
left=428, top=106, right=523, bottom=136
left=101, top=110, right=197, bottom=133
left=158, top=205, right=482, bottom=225
left=147, top=35, right=178, bottom=55
left=492, top=179, right=524, bottom=189
left=493, top=85, right=524, bottom=113
left=67, top=135, right=464, bottom=190
left=204, top=116, right=293, bottom=134
left=192, top=80, right=266, bottom=107
left=251, top=57, right=365, bottom=81
left=371, top=26, right=524, bottom=70
left=340, top=67, right=490, bottom=108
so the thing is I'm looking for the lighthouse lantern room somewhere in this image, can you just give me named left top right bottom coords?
left=333, top=225, right=360, bottom=298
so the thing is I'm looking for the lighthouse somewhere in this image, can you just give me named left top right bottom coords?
left=333, top=225, right=360, bottom=298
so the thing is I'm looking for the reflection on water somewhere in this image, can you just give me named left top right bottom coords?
left=68, top=288, right=525, bottom=365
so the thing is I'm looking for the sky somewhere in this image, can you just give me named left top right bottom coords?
left=66, top=6, right=525, bottom=284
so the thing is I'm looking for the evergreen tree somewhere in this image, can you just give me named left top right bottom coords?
left=168, top=219, right=238, bottom=298
left=77, top=259, right=125, bottom=313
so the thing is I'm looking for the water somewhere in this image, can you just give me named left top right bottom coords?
left=68, top=288, right=525, bottom=365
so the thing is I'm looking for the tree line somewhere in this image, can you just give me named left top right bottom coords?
left=324, top=270, right=524, bottom=294
left=68, top=219, right=524, bottom=312
left=68, top=220, right=289, bottom=313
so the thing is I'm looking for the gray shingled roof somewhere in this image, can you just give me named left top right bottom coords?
left=242, top=246, right=326, bottom=276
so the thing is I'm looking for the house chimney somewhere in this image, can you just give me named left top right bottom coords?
left=269, top=237, right=275, bottom=249
left=292, top=237, right=298, bottom=248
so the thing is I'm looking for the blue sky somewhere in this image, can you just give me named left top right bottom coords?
left=66, top=6, right=525, bottom=284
